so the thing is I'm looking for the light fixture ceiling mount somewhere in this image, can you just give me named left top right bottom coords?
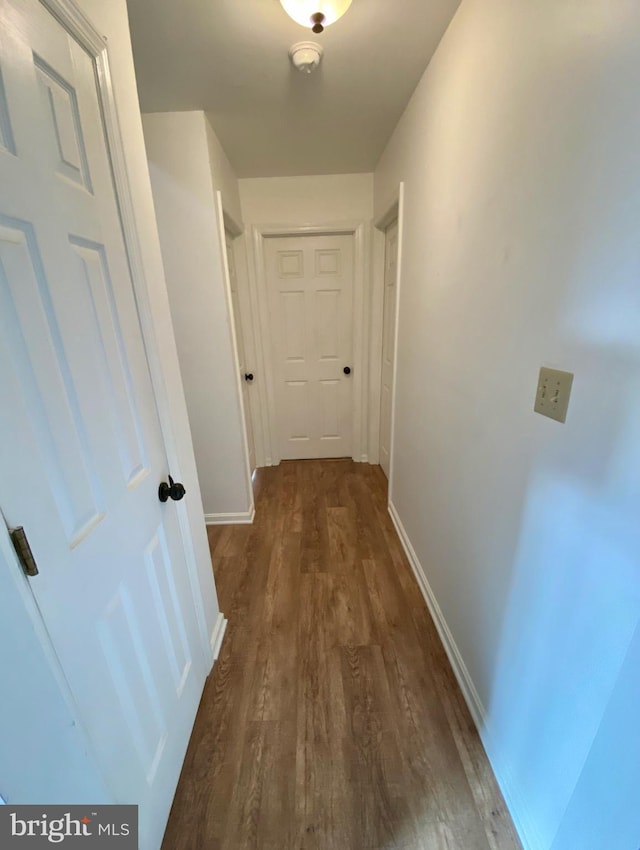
left=289, top=41, right=323, bottom=74
left=280, top=0, right=353, bottom=33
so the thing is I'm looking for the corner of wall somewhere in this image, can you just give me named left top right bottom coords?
left=203, top=114, right=243, bottom=228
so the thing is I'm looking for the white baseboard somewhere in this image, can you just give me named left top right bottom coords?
left=209, top=612, right=228, bottom=663
left=388, top=500, right=543, bottom=850
left=205, top=504, right=255, bottom=526
left=387, top=501, right=485, bottom=727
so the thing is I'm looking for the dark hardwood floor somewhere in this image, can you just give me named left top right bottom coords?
left=162, top=460, right=521, bottom=850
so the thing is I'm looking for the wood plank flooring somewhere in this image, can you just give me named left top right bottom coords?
left=162, top=460, right=521, bottom=850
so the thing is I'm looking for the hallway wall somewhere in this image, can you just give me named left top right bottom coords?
left=239, top=173, right=373, bottom=225
left=143, top=111, right=252, bottom=521
left=204, top=113, right=242, bottom=228
left=374, top=1, right=640, bottom=848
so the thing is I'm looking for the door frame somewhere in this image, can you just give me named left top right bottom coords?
left=37, top=0, right=218, bottom=668
left=248, top=221, right=369, bottom=467
left=373, top=183, right=405, bottom=503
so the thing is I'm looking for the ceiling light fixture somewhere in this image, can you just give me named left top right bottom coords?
left=280, top=0, right=353, bottom=33
left=289, top=41, right=323, bottom=74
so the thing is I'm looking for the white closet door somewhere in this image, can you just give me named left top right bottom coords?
left=265, top=234, right=354, bottom=460
left=0, top=3, right=207, bottom=847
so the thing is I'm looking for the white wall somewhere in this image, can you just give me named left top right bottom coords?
left=375, top=2, right=640, bottom=849
left=239, top=173, right=373, bottom=224
left=204, top=115, right=242, bottom=228
left=142, top=111, right=252, bottom=521
left=80, top=2, right=221, bottom=648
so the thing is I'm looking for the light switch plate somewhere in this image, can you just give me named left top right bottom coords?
left=534, top=367, right=574, bottom=423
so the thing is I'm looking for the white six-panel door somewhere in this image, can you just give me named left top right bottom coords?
left=264, top=234, right=354, bottom=460
left=379, top=220, right=398, bottom=479
left=0, top=2, right=207, bottom=847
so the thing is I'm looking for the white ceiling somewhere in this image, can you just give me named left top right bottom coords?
left=127, top=0, right=462, bottom=177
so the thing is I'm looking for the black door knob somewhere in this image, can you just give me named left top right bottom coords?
left=244, top=373, right=254, bottom=382
left=159, top=475, right=186, bottom=503
left=343, top=366, right=351, bottom=375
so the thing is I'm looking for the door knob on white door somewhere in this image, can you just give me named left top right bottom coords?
left=158, top=476, right=186, bottom=503
left=343, top=366, right=351, bottom=375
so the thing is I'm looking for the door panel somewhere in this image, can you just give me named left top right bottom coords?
left=0, top=218, right=105, bottom=540
left=281, top=289, right=306, bottom=361
left=0, top=3, right=206, bottom=847
left=35, top=52, right=93, bottom=190
left=380, top=220, right=398, bottom=479
left=284, top=380, right=312, bottom=441
left=69, top=237, right=148, bottom=487
left=316, top=288, right=341, bottom=358
left=265, top=234, right=354, bottom=460
left=319, top=378, right=342, bottom=438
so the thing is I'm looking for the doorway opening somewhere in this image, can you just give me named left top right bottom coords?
left=245, top=223, right=370, bottom=467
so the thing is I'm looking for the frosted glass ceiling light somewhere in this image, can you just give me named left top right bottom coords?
left=280, top=0, right=353, bottom=33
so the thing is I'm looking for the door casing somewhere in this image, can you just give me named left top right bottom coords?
left=373, top=183, right=405, bottom=502
left=379, top=219, right=399, bottom=480
left=214, top=192, right=256, bottom=522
